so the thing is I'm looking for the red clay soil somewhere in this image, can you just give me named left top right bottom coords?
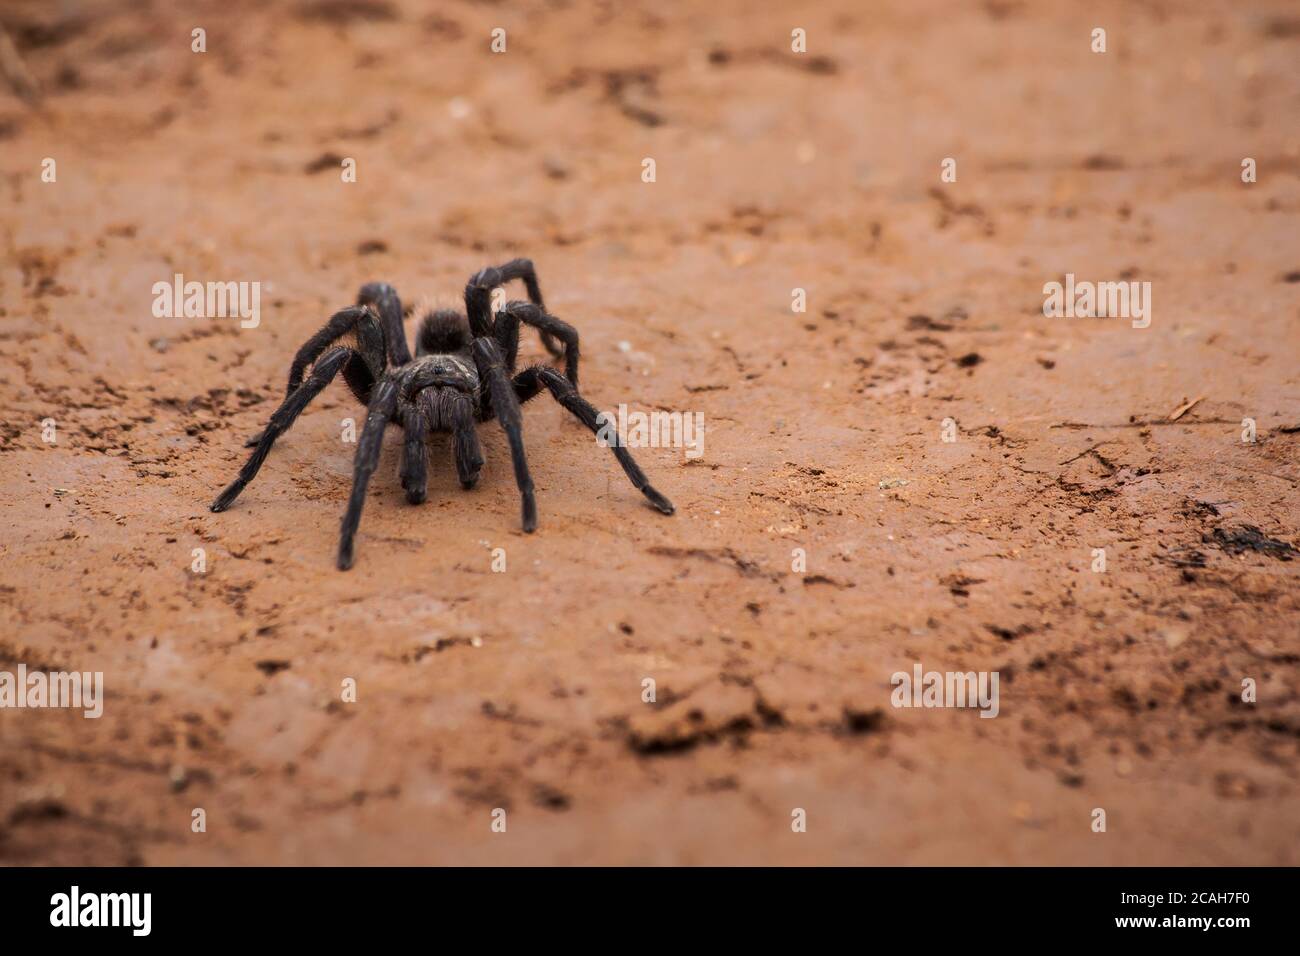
left=0, top=0, right=1297, bottom=865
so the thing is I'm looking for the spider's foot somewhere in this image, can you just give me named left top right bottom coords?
left=399, top=468, right=427, bottom=504
left=210, top=483, right=242, bottom=513
left=522, top=496, right=538, bottom=533
left=459, top=474, right=479, bottom=490
left=641, top=484, right=675, bottom=515
left=336, top=540, right=355, bottom=571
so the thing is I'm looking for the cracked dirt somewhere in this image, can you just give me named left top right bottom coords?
left=0, top=0, right=1297, bottom=864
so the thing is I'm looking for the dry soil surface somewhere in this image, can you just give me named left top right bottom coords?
left=1, top=0, right=1298, bottom=865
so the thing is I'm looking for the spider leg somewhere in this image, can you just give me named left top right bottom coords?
left=286, top=305, right=382, bottom=396
left=464, top=269, right=499, bottom=339
left=244, top=303, right=388, bottom=447
left=399, top=397, right=429, bottom=505
left=465, top=258, right=564, bottom=358
left=499, top=301, right=580, bottom=387
left=446, top=390, right=484, bottom=489
left=475, top=256, right=561, bottom=356
left=491, top=298, right=522, bottom=370
left=471, top=337, right=537, bottom=532
left=211, top=347, right=354, bottom=512
left=512, top=365, right=675, bottom=515
left=337, top=379, right=400, bottom=570
left=357, top=281, right=412, bottom=366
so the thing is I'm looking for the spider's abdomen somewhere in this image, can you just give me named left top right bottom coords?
left=416, top=309, right=471, bottom=355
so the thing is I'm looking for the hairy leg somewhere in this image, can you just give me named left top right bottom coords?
left=495, top=258, right=558, bottom=356
left=399, top=398, right=429, bottom=505
left=286, top=306, right=378, bottom=396
left=464, top=258, right=563, bottom=357
left=513, top=365, right=674, bottom=515
left=357, top=281, right=412, bottom=366
left=212, top=347, right=354, bottom=512
left=245, top=305, right=386, bottom=447
left=447, top=391, right=484, bottom=489
left=471, top=337, right=537, bottom=531
left=499, top=301, right=580, bottom=386
left=337, top=379, right=400, bottom=570
left=491, top=301, right=521, bottom=371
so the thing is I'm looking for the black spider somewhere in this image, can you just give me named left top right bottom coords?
left=209, top=259, right=674, bottom=570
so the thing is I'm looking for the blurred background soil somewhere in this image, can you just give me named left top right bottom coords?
left=0, top=0, right=1297, bottom=864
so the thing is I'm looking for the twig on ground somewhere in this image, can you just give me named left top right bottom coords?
left=1167, top=395, right=1203, bottom=422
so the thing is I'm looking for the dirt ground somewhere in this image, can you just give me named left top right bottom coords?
left=1, top=0, right=1297, bottom=866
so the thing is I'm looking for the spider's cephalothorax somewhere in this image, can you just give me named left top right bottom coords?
left=209, top=260, right=675, bottom=569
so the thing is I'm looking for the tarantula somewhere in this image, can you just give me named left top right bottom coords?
left=210, top=260, right=674, bottom=569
